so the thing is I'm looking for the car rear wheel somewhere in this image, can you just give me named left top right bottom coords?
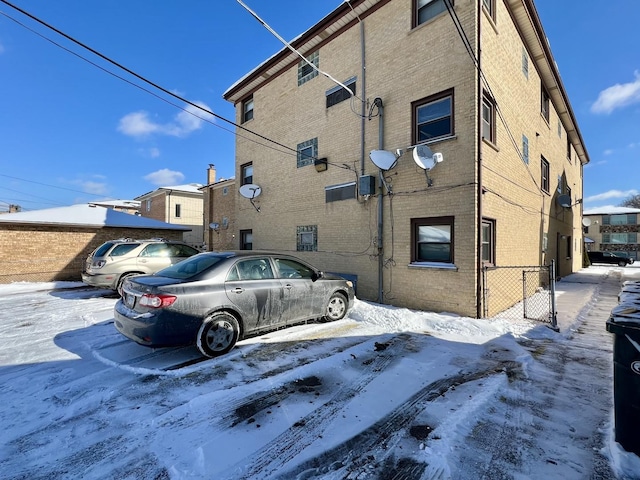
left=322, top=292, right=348, bottom=322
left=618, top=261, right=627, bottom=267
left=197, top=312, right=240, bottom=358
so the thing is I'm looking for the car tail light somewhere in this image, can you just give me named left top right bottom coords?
left=139, top=294, right=177, bottom=308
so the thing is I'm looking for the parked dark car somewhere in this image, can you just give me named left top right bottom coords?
left=114, top=251, right=355, bottom=357
left=587, top=251, right=633, bottom=267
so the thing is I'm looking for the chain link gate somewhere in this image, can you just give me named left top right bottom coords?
left=482, top=260, right=557, bottom=329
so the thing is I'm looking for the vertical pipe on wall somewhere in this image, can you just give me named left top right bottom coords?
left=476, top=2, right=484, bottom=319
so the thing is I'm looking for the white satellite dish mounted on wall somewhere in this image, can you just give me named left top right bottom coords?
left=369, top=150, right=398, bottom=171
left=413, top=144, right=443, bottom=186
left=413, top=144, right=443, bottom=170
left=239, top=183, right=262, bottom=212
left=582, top=218, right=592, bottom=227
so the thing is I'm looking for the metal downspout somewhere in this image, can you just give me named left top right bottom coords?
left=376, top=99, right=384, bottom=304
left=360, top=19, right=366, bottom=176
left=476, top=5, right=483, bottom=319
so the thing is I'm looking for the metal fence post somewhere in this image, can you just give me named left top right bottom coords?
left=549, top=260, right=558, bottom=331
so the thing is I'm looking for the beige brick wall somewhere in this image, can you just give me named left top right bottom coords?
left=0, top=226, right=183, bottom=283
left=229, top=0, right=586, bottom=317
left=203, top=180, right=237, bottom=251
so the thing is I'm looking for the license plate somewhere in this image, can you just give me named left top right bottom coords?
left=124, top=293, right=135, bottom=308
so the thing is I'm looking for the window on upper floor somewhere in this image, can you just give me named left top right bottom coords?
left=414, top=0, right=450, bottom=27
left=567, top=136, right=572, bottom=162
left=603, top=214, right=637, bottom=226
left=297, top=225, right=318, bottom=252
left=541, top=157, right=550, bottom=193
left=481, top=218, right=496, bottom=265
left=175, top=204, right=181, bottom=218
left=522, top=135, right=529, bottom=164
left=411, top=216, right=454, bottom=265
left=298, top=51, right=319, bottom=86
left=326, top=77, right=356, bottom=108
left=146, top=199, right=151, bottom=212
left=522, top=47, right=529, bottom=79
left=241, top=162, right=253, bottom=186
left=242, top=95, right=254, bottom=123
left=541, top=87, right=550, bottom=123
left=413, top=89, right=454, bottom=144
left=297, top=138, right=318, bottom=168
left=482, top=93, right=496, bottom=144
left=482, top=0, right=495, bottom=21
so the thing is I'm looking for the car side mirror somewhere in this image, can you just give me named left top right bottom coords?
left=312, top=271, right=323, bottom=282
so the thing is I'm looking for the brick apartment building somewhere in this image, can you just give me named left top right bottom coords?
left=135, top=184, right=204, bottom=247
left=201, top=164, right=237, bottom=252
left=583, top=207, right=640, bottom=261
left=223, top=0, right=589, bottom=317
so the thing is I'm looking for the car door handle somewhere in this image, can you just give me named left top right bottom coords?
left=284, top=284, right=293, bottom=290
left=232, top=287, right=245, bottom=294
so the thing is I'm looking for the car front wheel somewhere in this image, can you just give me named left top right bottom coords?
left=323, top=292, right=348, bottom=322
left=618, top=261, right=627, bottom=267
left=196, top=312, right=240, bottom=358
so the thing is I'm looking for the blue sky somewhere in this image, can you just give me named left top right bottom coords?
left=0, top=0, right=638, bottom=211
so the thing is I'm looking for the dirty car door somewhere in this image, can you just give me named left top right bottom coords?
left=274, top=257, right=321, bottom=324
left=224, top=258, right=286, bottom=332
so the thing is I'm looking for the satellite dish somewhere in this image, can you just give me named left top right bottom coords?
left=369, top=150, right=398, bottom=170
left=557, top=194, right=571, bottom=208
left=582, top=218, right=592, bottom=227
left=413, top=144, right=436, bottom=170
left=239, top=184, right=262, bottom=199
left=209, top=222, right=220, bottom=230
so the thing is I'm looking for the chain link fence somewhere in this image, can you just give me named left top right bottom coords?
left=482, top=263, right=557, bottom=328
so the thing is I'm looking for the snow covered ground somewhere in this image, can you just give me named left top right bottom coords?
left=1, top=265, right=639, bottom=479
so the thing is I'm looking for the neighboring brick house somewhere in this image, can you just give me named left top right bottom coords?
left=223, top=0, right=589, bottom=317
left=89, top=199, right=141, bottom=215
left=583, top=207, right=640, bottom=261
left=135, top=184, right=204, bottom=247
left=201, top=164, right=237, bottom=252
left=0, top=204, right=189, bottom=283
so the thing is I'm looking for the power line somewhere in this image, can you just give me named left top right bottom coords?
left=0, top=0, right=312, bottom=161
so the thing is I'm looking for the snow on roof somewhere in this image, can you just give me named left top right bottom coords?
left=583, top=206, right=640, bottom=215
left=0, top=204, right=190, bottom=230
left=161, top=184, right=204, bottom=194
left=90, top=199, right=141, bottom=209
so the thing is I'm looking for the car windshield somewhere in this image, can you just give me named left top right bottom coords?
left=156, top=254, right=226, bottom=279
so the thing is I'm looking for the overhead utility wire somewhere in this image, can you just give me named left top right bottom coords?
left=442, top=0, right=541, bottom=194
left=0, top=0, right=307, bottom=160
left=236, top=0, right=363, bottom=103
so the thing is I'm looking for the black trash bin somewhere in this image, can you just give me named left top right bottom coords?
left=606, top=305, right=640, bottom=455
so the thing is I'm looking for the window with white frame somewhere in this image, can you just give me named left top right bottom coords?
left=481, top=218, right=495, bottom=265
left=411, top=216, right=454, bottom=264
left=482, top=93, right=496, bottom=143
left=413, top=89, right=454, bottom=143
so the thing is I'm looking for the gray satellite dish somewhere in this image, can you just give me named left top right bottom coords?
left=209, top=222, right=220, bottom=230
left=239, top=184, right=262, bottom=199
left=557, top=194, right=572, bottom=208
left=369, top=150, right=398, bottom=170
left=582, top=218, right=592, bottom=227
left=413, top=144, right=438, bottom=170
